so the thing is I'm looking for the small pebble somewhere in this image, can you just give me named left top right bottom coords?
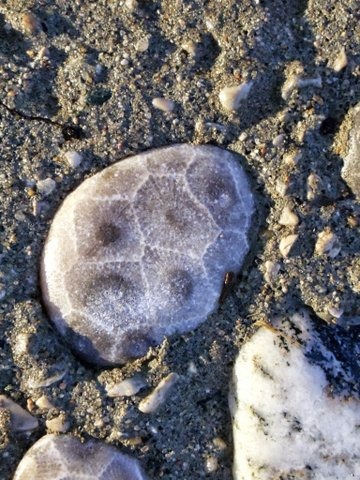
left=135, top=37, right=149, bottom=52
left=125, top=0, right=138, bottom=12
left=279, top=206, right=299, bottom=226
left=138, top=373, right=179, bottom=414
left=279, top=234, right=298, bottom=257
left=64, top=151, right=83, bottom=169
left=272, top=134, right=285, bottom=147
left=45, top=415, right=69, bottom=433
left=315, top=229, right=341, bottom=257
left=306, top=172, right=321, bottom=201
left=212, top=437, right=227, bottom=451
left=332, top=47, right=347, bottom=72
left=36, top=178, right=56, bottom=196
left=205, top=455, right=219, bottom=473
left=0, top=395, right=38, bottom=432
left=219, top=81, right=253, bottom=111
left=35, top=395, right=55, bottom=410
left=327, top=306, right=344, bottom=319
left=106, top=376, right=147, bottom=397
left=264, top=260, right=281, bottom=283
left=152, top=97, right=175, bottom=112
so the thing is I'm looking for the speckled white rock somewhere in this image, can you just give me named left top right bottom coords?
left=41, top=144, right=254, bottom=365
left=341, top=103, right=360, bottom=201
left=230, top=312, right=360, bottom=480
left=13, top=434, right=148, bottom=480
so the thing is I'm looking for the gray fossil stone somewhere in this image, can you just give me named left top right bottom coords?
left=13, top=434, right=147, bottom=480
left=41, top=144, right=254, bottom=365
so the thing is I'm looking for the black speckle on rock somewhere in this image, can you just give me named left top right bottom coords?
left=86, top=88, right=112, bottom=106
left=320, top=117, right=338, bottom=135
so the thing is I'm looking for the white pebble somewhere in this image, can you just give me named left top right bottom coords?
left=219, top=81, right=253, bottom=111
left=35, top=395, right=54, bottom=410
left=264, top=260, right=281, bottom=283
left=279, top=206, right=299, bottom=226
left=279, top=234, right=298, bottom=257
left=135, top=37, right=149, bottom=52
left=138, top=373, right=179, bottom=414
left=152, top=97, right=175, bottom=112
left=36, top=178, right=56, bottom=196
left=327, top=306, right=344, bottom=319
left=46, top=415, right=69, bottom=433
left=106, top=376, right=146, bottom=397
left=332, top=47, right=347, bottom=72
left=64, top=151, right=83, bottom=169
left=125, top=0, right=138, bottom=12
left=272, top=134, right=285, bottom=147
left=205, top=456, right=218, bottom=473
left=315, top=230, right=341, bottom=257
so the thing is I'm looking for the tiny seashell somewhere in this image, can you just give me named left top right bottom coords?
left=138, top=372, right=179, bottom=414
left=106, top=376, right=147, bottom=397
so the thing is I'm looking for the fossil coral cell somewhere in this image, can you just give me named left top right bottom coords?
left=41, top=144, right=254, bottom=365
left=13, top=434, right=148, bottom=480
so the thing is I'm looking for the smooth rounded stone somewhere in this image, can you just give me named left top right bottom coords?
left=13, top=434, right=148, bottom=480
left=229, top=312, right=360, bottom=480
left=0, top=395, right=38, bottom=432
left=41, top=144, right=254, bottom=365
left=341, top=103, right=360, bottom=201
left=151, top=97, right=175, bottom=112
